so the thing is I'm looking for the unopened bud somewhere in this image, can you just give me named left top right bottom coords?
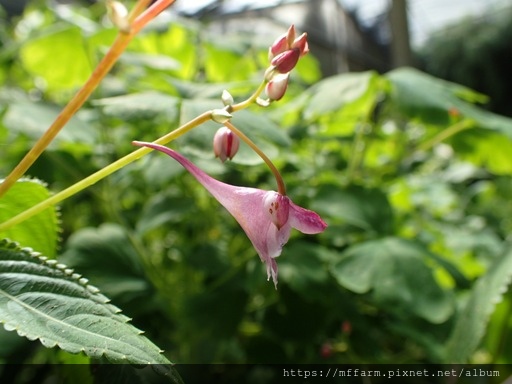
left=211, top=108, right=233, bottom=124
left=221, top=90, right=234, bottom=106
left=268, top=34, right=289, bottom=61
left=266, top=73, right=289, bottom=101
left=107, top=1, right=131, bottom=34
left=213, top=127, right=240, bottom=162
left=292, top=32, right=309, bottom=57
left=271, top=49, right=300, bottom=74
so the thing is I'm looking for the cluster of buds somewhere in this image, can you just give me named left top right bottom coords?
left=212, top=25, right=310, bottom=164
left=265, top=25, right=309, bottom=101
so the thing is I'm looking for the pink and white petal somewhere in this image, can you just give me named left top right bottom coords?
left=289, top=201, right=327, bottom=234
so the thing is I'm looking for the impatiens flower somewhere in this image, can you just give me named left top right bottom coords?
left=132, top=141, right=327, bottom=288
left=213, top=126, right=240, bottom=162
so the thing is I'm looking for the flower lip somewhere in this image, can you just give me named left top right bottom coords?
left=132, top=141, right=327, bottom=288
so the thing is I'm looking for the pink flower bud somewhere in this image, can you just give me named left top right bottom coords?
left=268, top=35, right=289, bottom=61
left=271, top=49, right=300, bottom=74
left=268, top=25, right=297, bottom=60
left=264, top=192, right=290, bottom=230
left=213, top=127, right=240, bottom=162
left=265, top=73, right=289, bottom=101
left=292, top=32, right=309, bottom=57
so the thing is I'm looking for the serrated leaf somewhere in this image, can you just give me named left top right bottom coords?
left=330, top=237, right=454, bottom=323
left=0, top=239, right=174, bottom=368
left=0, top=178, right=58, bottom=259
left=445, top=247, right=512, bottom=363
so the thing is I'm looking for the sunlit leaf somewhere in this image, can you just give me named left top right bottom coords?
left=0, top=178, right=58, bottom=259
left=331, top=237, right=454, bottom=323
left=19, top=25, right=91, bottom=92
left=0, top=239, right=175, bottom=369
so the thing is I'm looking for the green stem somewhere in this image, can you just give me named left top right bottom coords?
left=231, top=80, right=267, bottom=112
left=414, top=119, right=474, bottom=154
left=224, top=121, right=286, bottom=195
left=0, top=0, right=176, bottom=198
left=0, top=111, right=211, bottom=232
left=345, top=123, right=368, bottom=184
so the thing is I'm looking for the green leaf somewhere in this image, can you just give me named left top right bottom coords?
left=312, top=184, right=394, bottom=235
left=2, top=100, right=95, bottom=149
left=0, top=239, right=174, bottom=368
left=387, top=67, right=484, bottom=125
left=330, top=237, right=454, bottom=323
left=59, top=224, right=154, bottom=313
left=19, top=25, right=92, bottom=92
left=387, top=67, right=512, bottom=133
left=445, top=247, right=512, bottom=363
left=92, top=92, right=180, bottom=123
left=0, top=178, right=58, bottom=259
left=299, top=71, right=385, bottom=136
left=278, top=242, right=339, bottom=301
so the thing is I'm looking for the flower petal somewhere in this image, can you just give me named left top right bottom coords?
left=289, top=201, right=327, bottom=234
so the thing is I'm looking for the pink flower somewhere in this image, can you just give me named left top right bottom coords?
left=132, top=141, right=327, bottom=288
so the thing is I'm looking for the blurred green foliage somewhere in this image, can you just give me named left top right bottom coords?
left=1, top=1, right=512, bottom=382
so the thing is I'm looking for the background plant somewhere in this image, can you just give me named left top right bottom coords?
left=1, top=1, right=512, bottom=383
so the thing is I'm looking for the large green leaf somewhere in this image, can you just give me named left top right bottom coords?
left=91, top=92, right=180, bottom=123
left=296, top=71, right=385, bottom=136
left=0, top=239, right=176, bottom=369
left=0, top=178, right=58, bottom=259
left=388, top=68, right=512, bottom=174
left=19, top=25, right=91, bottom=92
left=445, top=247, right=512, bottom=363
left=59, top=224, right=154, bottom=314
left=330, top=237, right=454, bottom=323
left=387, top=67, right=512, bottom=133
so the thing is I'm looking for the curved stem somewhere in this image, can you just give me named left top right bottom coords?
left=224, top=121, right=286, bottom=195
left=0, top=111, right=211, bottom=232
left=0, top=0, right=176, bottom=199
left=414, top=119, right=474, bottom=154
left=231, top=80, right=267, bottom=112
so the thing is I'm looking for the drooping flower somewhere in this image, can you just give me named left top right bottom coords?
left=133, top=141, right=327, bottom=287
